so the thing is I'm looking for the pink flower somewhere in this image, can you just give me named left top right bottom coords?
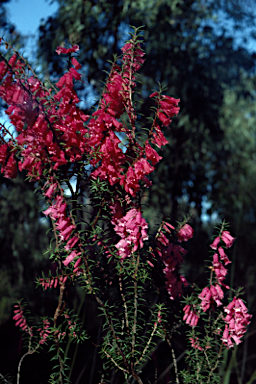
left=63, top=251, right=81, bottom=266
left=163, top=221, right=175, bottom=233
left=210, top=284, right=223, bottom=307
left=157, top=239, right=188, bottom=300
left=44, top=183, right=58, bottom=198
left=114, top=208, right=148, bottom=260
left=222, top=297, right=252, bottom=348
left=13, top=303, right=30, bottom=332
left=38, top=319, right=51, bottom=344
left=177, top=224, right=194, bottom=242
left=183, top=305, right=200, bottom=327
left=221, top=231, right=235, bottom=248
left=212, top=253, right=229, bottom=287
left=189, top=337, right=203, bottom=351
left=121, top=41, right=145, bottom=73
left=59, top=224, right=76, bottom=241
left=157, top=231, right=169, bottom=246
left=71, top=57, right=81, bottom=70
left=64, top=236, right=79, bottom=251
left=100, top=69, right=124, bottom=118
left=218, top=247, right=231, bottom=265
left=210, top=236, right=220, bottom=250
left=198, top=286, right=212, bottom=312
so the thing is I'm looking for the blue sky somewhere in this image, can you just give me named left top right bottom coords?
left=5, top=0, right=58, bottom=57
left=6, top=0, right=58, bottom=36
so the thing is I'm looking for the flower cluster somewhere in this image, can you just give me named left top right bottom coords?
left=0, top=32, right=180, bottom=281
left=150, top=92, right=180, bottom=127
left=113, top=208, right=148, bottom=260
left=38, top=275, right=68, bottom=290
left=211, top=230, right=233, bottom=269
left=38, top=318, right=51, bottom=345
left=198, top=284, right=224, bottom=311
left=183, top=305, right=199, bottom=327
left=189, top=337, right=203, bottom=351
left=184, top=227, right=252, bottom=351
left=0, top=47, right=89, bottom=180
left=154, top=222, right=193, bottom=300
left=87, top=36, right=179, bottom=197
left=64, top=313, right=78, bottom=338
left=100, top=67, right=124, bottom=117
left=43, top=193, right=81, bottom=267
left=197, top=230, right=235, bottom=311
left=13, top=302, right=31, bottom=333
left=222, top=297, right=252, bottom=348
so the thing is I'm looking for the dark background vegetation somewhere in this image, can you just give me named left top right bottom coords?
left=1, top=0, right=256, bottom=382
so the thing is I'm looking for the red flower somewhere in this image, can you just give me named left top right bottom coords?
left=151, top=125, right=169, bottom=148
left=145, top=142, right=162, bottom=165
left=0, top=144, right=8, bottom=165
left=100, top=69, right=124, bottom=118
left=150, top=93, right=180, bottom=127
left=55, top=45, right=79, bottom=55
left=2, top=152, right=17, bottom=179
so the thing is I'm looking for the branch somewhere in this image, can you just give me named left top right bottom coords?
left=131, top=253, right=140, bottom=366
left=119, top=273, right=130, bottom=336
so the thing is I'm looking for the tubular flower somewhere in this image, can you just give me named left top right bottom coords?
left=221, top=231, right=235, bottom=248
left=100, top=67, right=124, bottom=118
left=212, top=253, right=229, bottom=287
left=210, top=236, right=220, bottom=250
left=150, top=93, right=180, bottom=127
left=183, top=305, right=200, bottom=327
left=177, top=224, right=194, bottom=242
left=218, top=246, right=231, bottom=265
left=222, top=297, right=252, bottom=348
left=156, top=222, right=191, bottom=300
left=198, top=284, right=224, bottom=311
left=13, top=303, right=31, bottom=333
left=190, top=337, right=203, bottom=351
left=114, top=208, right=148, bottom=260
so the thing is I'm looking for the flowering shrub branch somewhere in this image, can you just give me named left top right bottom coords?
left=0, top=27, right=252, bottom=384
